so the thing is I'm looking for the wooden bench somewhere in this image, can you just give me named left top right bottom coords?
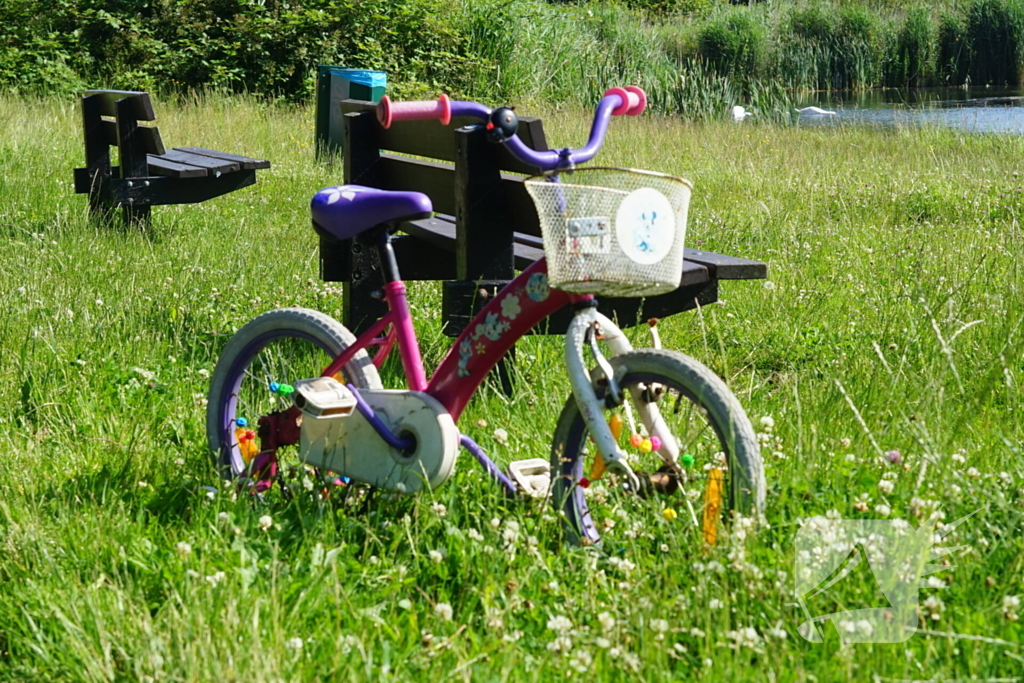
left=73, top=90, right=270, bottom=224
left=320, top=99, right=766, bottom=383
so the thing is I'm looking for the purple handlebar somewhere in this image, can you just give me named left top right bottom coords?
left=377, top=87, right=647, bottom=172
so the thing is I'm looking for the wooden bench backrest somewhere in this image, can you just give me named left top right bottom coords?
left=82, top=90, right=166, bottom=159
left=340, top=100, right=544, bottom=241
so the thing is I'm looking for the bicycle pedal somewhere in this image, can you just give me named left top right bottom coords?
left=507, top=458, right=551, bottom=499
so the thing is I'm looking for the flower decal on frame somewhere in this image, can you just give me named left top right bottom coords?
left=500, top=294, right=521, bottom=320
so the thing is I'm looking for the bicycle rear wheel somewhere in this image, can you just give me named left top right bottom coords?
left=550, top=348, right=764, bottom=546
left=206, top=308, right=381, bottom=484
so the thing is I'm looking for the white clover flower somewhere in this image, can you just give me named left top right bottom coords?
left=547, top=636, right=572, bottom=652
left=398, top=599, right=412, bottom=610
left=608, top=556, right=636, bottom=573
left=709, top=599, right=724, bottom=610
left=875, top=503, right=891, bottom=517
left=197, top=368, right=210, bottom=379
left=759, top=416, right=775, bottom=431
left=966, top=467, right=981, bottom=479
left=489, top=517, right=502, bottom=529
left=547, top=615, right=574, bottom=634
left=951, top=452, right=966, bottom=464
left=923, top=595, right=944, bottom=620
left=217, top=511, right=230, bottom=526
left=725, top=627, right=761, bottom=649
left=467, top=528, right=484, bottom=542
left=765, top=622, right=787, bottom=640
left=598, top=612, right=616, bottom=632
left=595, top=637, right=611, bottom=649
left=430, top=502, right=447, bottom=517
left=285, top=637, right=303, bottom=651
left=175, top=541, right=192, bottom=557
left=434, top=603, right=453, bottom=620
left=650, top=619, right=669, bottom=633
left=493, top=428, right=509, bottom=444
left=428, top=549, right=445, bottom=564
left=877, top=479, right=894, bottom=495
left=205, top=571, right=226, bottom=586
left=502, top=520, right=520, bottom=546
left=1002, top=595, right=1020, bottom=621
left=258, top=515, right=273, bottom=531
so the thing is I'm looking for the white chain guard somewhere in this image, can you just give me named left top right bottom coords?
left=299, top=389, right=458, bottom=493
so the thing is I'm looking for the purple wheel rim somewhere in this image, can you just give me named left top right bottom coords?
left=215, top=329, right=335, bottom=477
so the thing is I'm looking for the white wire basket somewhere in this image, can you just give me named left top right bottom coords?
left=524, top=168, right=693, bottom=297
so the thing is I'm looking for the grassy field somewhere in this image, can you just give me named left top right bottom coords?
left=1, top=93, right=1023, bottom=681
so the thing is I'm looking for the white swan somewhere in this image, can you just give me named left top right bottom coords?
left=731, top=105, right=753, bottom=122
left=795, top=106, right=837, bottom=116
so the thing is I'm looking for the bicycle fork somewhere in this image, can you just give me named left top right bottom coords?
left=564, top=306, right=681, bottom=491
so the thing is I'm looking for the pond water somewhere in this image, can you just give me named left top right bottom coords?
left=793, top=86, right=1024, bottom=134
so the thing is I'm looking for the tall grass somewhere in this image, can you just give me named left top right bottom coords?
left=1, top=93, right=1023, bottom=680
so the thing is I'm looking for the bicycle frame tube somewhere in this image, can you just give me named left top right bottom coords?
left=322, top=280, right=428, bottom=392
left=323, top=259, right=582, bottom=422
left=428, top=259, right=584, bottom=420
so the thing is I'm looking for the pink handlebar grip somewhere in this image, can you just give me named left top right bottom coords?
left=377, top=94, right=452, bottom=129
left=604, top=86, right=647, bottom=116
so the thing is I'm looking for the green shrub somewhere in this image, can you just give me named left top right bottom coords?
left=696, top=8, right=767, bottom=87
left=0, top=0, right=482, bottom=100
left=623, top=0, right=715, bottom=17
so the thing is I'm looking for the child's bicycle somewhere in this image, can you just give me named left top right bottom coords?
left=206, top=87, right=766, bottom=546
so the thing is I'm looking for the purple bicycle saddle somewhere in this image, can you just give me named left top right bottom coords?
left=311, top=185, right=432, bottom=240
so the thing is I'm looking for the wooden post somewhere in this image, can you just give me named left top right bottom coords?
left=337, top=109, right=387, bottom=335
left=81, top=94, right=112, bottom=221
left=115, top=97, right=151, bottom=226
left=454, top=125, right=516, bottom=394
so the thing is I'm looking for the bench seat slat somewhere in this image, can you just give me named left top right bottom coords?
left=146, top=156, right=209, bottom=179
left=158, top=149, right=239, bottom=174
left=683, top=248, right=768, bottom=280
left=175, top=147, right=271, bottom=170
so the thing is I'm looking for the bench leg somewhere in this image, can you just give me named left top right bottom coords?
left=122, top=203, right=151, bottom=227
left=494, top=348, right=515, bottom=397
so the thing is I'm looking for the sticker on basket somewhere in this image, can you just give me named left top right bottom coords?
left=566, top=216, right=611, bottom=255
left=615, top=187, right=675, bottom=265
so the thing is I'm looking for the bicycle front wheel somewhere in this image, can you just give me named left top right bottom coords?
left=206, top=308, right=382, bottom=482
left=550, top=348, right=765, bottom=547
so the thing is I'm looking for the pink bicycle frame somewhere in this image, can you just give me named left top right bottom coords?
left=321, top=258, right=584, bottom=422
